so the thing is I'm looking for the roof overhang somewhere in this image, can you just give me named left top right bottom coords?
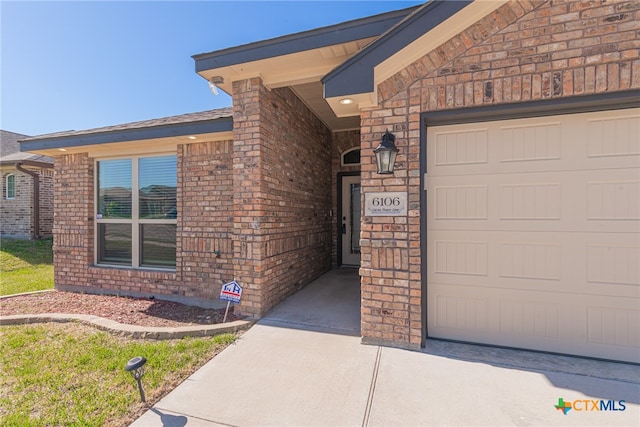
left=21, top=115, right=233, bottom=157
left=192, top=1, right=510, bottom=129
left=0, top=159, right=54, bottom=168
left=193, top=6, right=418, bottom=131
left=323, top=0, right=509, bottom=116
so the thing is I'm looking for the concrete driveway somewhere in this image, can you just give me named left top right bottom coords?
left=131, top=269, right=640, bottom=426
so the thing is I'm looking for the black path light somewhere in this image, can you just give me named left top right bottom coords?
left=374, top=130, right=399, bottom=174
left=125, top=356, right=147, bottom=402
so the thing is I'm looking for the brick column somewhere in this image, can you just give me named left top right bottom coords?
left=231, top=77, right=333, bottom=317
left=232, top=78, right=269, bottom=316
left=360, top=112, right=419, bottom=349
left=53, top=153, right=94, bottom=290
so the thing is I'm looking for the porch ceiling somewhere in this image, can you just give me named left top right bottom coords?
left=289, top=82, right=361, bottom=131
left=193, top=6, right=419, bottom=132
left=196, top=38, right=374, bottom=132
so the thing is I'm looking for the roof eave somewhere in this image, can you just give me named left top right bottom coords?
left=322, top=0, right=472, bottom=99
left=0, top=159, right=54, bottom=168
left=20, top=117, right=234, bottom=153
left=192, top=5, right=419, bottom=73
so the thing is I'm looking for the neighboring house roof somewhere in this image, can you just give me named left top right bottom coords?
left=0, top=129, right=53, bottom=166
left=21, top=107, right=234, bottom=155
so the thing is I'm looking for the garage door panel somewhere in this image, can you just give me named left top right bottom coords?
left=427, top=110, right=640, bottom=177
left=429, top=284, right=567, bottom=343
left=585, top=112, right=640, bottom=159
left=587, top=245, right=640, bottom=288
left=586, top=177, right=640, bottom=222
left=586, top=303, right=640, bottom=348
left=427, top=169, right=640, bottom=233
left=429, top=229, right=639, bottom=298
left=428, top=284, right=640, bottom=362
left=426, top=108, right=640, bottom=363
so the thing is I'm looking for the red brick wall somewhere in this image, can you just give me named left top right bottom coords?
left=39, top=169, right=54, bottom=238
left=0, top=166, right=53, bottom=239
left=178, top=140, right=235, bottom=300
left=232, top=78, right=333, bottom=316
left=231, top=78, right=269, bottom=314
left=53, top=154, right=95, bottom=288
left=52, top=142, right=235, bottom=308
left=1, top=167, right=32, bottom=238
left=361, top=0, right=640, bottom=348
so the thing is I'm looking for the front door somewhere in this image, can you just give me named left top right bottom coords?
left=341, top=175, right=361, bottom=266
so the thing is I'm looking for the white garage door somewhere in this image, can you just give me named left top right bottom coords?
left=426, top=108, right=640, bottom=363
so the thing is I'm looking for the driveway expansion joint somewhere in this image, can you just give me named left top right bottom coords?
left=362, top=345, right=382, bottom=427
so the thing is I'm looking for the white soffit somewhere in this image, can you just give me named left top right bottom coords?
left=289, top=82, right=361, bottom=131
left=198, top=37, right=376, bottom=95
left=33, top=132, right=234, bottom=158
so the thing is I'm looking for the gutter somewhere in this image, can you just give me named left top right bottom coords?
left=15, top=161, right=53, bottom=240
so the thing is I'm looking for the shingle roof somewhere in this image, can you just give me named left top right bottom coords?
left=22, top=107, right=234, bottom=142
left=0, top=130, right=54, bottom=165
left=193, top=6, right=419, bottom=72
left=20, top=107, right=235, bottom=153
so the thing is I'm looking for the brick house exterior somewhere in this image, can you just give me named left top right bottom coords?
left=22, top=1, right=640, bottom=362
left=1, top=130, right=54, bottom=239
left=358, top=0, right=640, bottom=349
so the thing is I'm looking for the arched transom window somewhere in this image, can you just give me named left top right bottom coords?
left=341, top=148, right=360, bottom=166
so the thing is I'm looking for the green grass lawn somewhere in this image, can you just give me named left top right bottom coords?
left=0, top=238, right=53, bottom=295
left=0, top=323, right=237, bottom=427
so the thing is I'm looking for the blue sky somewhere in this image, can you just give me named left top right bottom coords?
left=1, top=1, right=423, bottom=137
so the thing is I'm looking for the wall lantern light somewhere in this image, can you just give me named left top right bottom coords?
left=374, top=130, right=399, bottom=175
left=125, top=356, right=147, bottom=402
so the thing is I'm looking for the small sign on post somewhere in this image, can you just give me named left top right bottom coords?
left=220, top=280, right=242, bottom=323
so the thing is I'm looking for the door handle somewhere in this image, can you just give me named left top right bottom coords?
left=341, top=223, right=346, bottom=234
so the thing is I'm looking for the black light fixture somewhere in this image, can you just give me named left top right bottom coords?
left=125, top=356, right=147, bottom=402
left=374, top=130, right=399, bottom=174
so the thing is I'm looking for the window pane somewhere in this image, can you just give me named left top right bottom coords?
left=6, top=175, right=15, bottom=199
left=98, top=223, right=132, bottom=265
left=139, top=156, right=177, bottom=219
left=98, top=159, right=132, bottom=218
left=350, top=183, right=361, bottom=254
left=140, top=224, right=176, bottom=268
left=343, top=149, right=360, bottom=165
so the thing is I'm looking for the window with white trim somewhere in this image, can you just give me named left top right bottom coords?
left=96, top=155, right=177, bottom=269
left=5, top=174, right=15, bottom=199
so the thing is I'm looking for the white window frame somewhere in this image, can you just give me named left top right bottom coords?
left=5, top=174, right=15, bottom=199
left=94, top=153, right=177, bottom=270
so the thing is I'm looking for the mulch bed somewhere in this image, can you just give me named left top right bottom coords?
left=0, top=291, right=241, bottom=327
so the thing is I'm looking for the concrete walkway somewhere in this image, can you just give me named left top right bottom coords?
left=131, top=269, right=640, bottom=426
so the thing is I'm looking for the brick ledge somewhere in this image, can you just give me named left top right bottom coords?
left=0, top=313, right=255, bottom=339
